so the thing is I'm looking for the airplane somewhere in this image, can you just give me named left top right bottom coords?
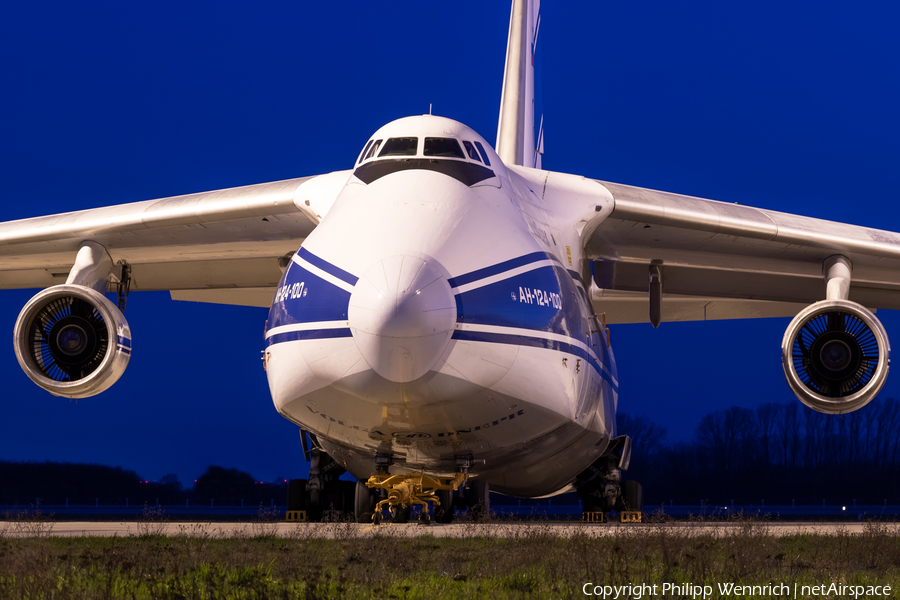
left=2, top=0, right=899, bottom=522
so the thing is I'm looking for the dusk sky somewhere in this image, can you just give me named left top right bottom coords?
left=1, top=1, right=899, bottom=487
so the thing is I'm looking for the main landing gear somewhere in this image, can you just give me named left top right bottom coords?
left=287, top=431, right=356, bottom=522
left=576, top=435, right=644, bottom=523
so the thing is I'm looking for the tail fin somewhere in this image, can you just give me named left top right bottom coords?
left=496, top=0, right=542, bottom=169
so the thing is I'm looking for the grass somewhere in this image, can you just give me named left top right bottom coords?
left=1, top=517, right=899, bottom=598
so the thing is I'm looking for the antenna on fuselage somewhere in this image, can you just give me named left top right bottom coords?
left=429, top=103, right=433, bottom=115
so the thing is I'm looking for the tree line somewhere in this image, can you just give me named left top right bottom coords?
left=0, top=463, right=286, bottom=506
left=620, top=397, right=900, bottom=505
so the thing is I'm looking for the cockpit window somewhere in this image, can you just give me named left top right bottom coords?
left=357, top=140, right=374, bottom=165
left=473, top=141, right=491, bottom=166
left=423, top=137, right=465, bottom=158
left=379, top=137, right=418, bottom=157
left=462, top=141, right=482, bottom=163
left=363, top=139, right=383, bottom=161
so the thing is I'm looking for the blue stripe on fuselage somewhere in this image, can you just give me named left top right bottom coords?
left=448, top=250, right=587, bottom=301
left=456, top=264, right=583, bottom=336
left=452, top=258, right=610, bottom=369
left=448, top=251, right=549, bottom=288
left=267, top=328, right=352, bottom=346
left=296, top=247, right=359, bottom=286
left=267, top=260, right=351, bottom=330
left=451, top=329, right=616, bottom=391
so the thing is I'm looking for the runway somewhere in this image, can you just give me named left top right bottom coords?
left=1, top=520, right=895, bottom=538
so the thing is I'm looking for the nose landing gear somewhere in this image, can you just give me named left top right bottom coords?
left=366, top=471, right=468, bottom=524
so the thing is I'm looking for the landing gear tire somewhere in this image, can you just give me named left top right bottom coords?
left=354, top=480, right=375, bottom=523
left=622, top=480, right=643, bottom=512
left=287, top=479, right=309, bottom=513
left=467, top=479, right=490, bottom=522
left=320, top=480, right=355, bottom=520
left=390, top=504, right=411, bottom=523
left=435, top=489, right=455, bottom=524
left=304, top=447, right=354, bottom=521
left=581, top=494, right=603, bottom=514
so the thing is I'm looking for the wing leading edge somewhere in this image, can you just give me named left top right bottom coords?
left=0, top=170, right=351, bottom=306
left=585, top=179, right=900, bottom=323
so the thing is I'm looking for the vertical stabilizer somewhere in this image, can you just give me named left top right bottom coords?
left=496, top=0, right=542, bottom=168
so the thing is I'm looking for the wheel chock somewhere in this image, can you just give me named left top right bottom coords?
left=582, top=511, right=606, bottom=523
left=286, top=510, right=307, bottom=522
left=620, top=511, right=642, bottom=523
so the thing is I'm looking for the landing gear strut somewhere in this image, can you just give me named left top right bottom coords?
left=287, top=431, right=355, bottom=522
left=576, top=435, right=643, bottom=522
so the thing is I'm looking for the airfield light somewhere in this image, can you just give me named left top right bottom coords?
left=843, top=506, right=847, bottom=511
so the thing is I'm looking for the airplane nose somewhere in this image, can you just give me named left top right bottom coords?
left=348, top=255, right=456, bottom=382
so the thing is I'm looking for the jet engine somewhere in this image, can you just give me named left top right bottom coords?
left=14, top=284, right=132, bottom=398
left=782, top=299, right=890, bottom=414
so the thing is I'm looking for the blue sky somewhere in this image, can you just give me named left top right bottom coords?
left=1, top=1, right=898, bottom=486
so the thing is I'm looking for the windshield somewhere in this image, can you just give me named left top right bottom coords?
left=462, top=141, right=482, bottom=163
left=363, top=139, right=382, bottom=161
left=379, top=137, right=418, bottom=157
left=423, top=137, right=465, bottom=158
left=473, top=141, right=491, bottom=166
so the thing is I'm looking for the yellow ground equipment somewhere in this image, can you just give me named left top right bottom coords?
left=366, top=471, right=467, bottom=523
left=620, top=511, right=642, bottom=523
left=582, top=511, right=607, bottom=523
left=285, top=510, right=307, bottom=522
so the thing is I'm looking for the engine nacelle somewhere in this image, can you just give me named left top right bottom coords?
left=782, top=299, right=890, bottom=414
left=14, top=285, right=132, bottom=398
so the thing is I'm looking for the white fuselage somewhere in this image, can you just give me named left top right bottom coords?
left=263, top=116, right=618, bottom=497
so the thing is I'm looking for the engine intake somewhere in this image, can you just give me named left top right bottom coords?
left=782, top=299, right=890, bottom=414
left=14, top=285, right=131, bottom=398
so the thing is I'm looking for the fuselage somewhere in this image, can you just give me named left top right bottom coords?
left=263, top=115, right=618, bottom=497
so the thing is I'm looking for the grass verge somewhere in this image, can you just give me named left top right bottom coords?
left=0, top=519, right=899, bottom=598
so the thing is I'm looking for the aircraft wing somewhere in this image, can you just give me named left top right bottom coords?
left=0, top=170, right=351, bottom=307
left=582, top=179, right=900, bottom=324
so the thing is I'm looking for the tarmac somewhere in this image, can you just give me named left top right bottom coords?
left=1, top=520, right=895, bottom=538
